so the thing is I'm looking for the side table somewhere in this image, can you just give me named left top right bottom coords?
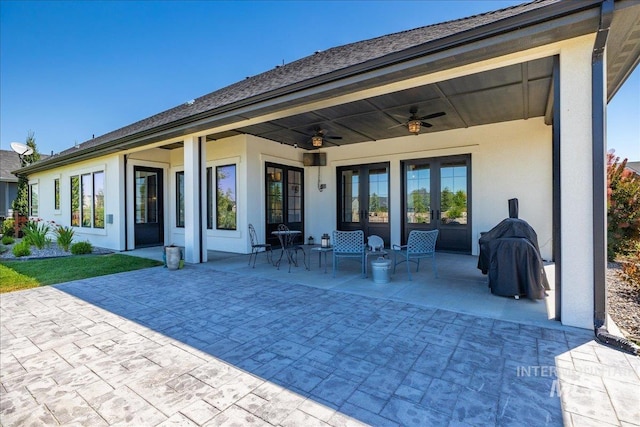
left=311, top=246, right=333, bottom=273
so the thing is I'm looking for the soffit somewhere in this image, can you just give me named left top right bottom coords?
left=607, top=2, right=640, bottom=98
left=206, top=57, right=554, bottom=150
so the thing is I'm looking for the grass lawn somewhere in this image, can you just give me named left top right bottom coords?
left=0, top=254, right=163, bottom=293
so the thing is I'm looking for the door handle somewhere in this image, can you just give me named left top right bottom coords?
left=430, top=210, right=434, bottom=220
left=436, top=210, right=440, bottom=220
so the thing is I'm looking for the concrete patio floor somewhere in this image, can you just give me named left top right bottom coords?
left=1, top=251, right=638, bottom=426
left=129, top=247, right=558, bottom=329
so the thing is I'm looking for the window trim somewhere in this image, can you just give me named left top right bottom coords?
left=215, top=164, right=237, bottom=231
left=176, top=170, right=185, bottom=228
left=70, top=168, right=105, bottom=229
left=54, top=178, right=60, bottom=211
left=28, top=180, right=39, bottom=218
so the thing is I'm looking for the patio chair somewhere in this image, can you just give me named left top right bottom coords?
left=332, top=230, right=366, bottom=278
left=276, top=224, right=308, bottom=273
left=248, top=223, right=273, bottom=267
left=392, top=230, right=438, bottom=280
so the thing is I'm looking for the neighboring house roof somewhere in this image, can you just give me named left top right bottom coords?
left=17, top=0, right=640, bottom=174
left=626, top=161, right=640, bottom=175
left=0, top=150, right=21, bottom=183
left=1, top=150, right=49, bottom=181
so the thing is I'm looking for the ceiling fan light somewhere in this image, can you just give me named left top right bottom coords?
left=407, top=120, right=421, bottom=135
left=312, top=135, right=323, bottom=147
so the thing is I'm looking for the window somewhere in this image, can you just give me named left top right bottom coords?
left=29, top=183, right=38, bottom=217
left=176, top=171, right=184, bottom=227
left=206, top=167, right=213, bottom=229
left=216, top=164, right=236, bottom=230
left=54, top=178, right=60, bottom=210
left=81, top=174, right=91, bottom=227
left=93, top=172, right=104, bottom=228
left=71, top=176, right=80, bottom=226
left=71, top=171, right=104, bottom=228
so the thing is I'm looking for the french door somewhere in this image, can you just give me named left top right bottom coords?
left=402, top=155, right=471, bottom=252
left=134, top=166, right=164, bottom=247
left=337, top=162, right=390, bottom=246
left=265, top=163, right=304, bottom=247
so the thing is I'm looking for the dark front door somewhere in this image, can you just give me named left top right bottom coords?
left=265, top=163, right=304, bottom=247
left=134, top=166, right=164, bottom=247
left=337, top=162, right=390, bottom=246
left=402, top=155, right=471, bottom=252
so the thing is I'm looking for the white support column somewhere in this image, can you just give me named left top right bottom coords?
left=184, top=136, right=202, bottom=263
left=559, top=36, right=595, bottom=329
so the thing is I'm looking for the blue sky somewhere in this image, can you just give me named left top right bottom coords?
left=1, top=1, right=638, bottom=161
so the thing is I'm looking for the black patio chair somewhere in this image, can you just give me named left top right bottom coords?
left=248, top=223, right=272, bottom=267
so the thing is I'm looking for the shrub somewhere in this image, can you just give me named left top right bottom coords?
left=71, top=241, right=93, bottom=255
left=54, top=226, right=74, bottom=252
left=2, top=235, right=15, bottom=245
left=620, top=242, right=640, bottom=289
left=2, top=218, right=15, bottom=237
left=12, top=240, right=31, bottom=257
left=22, top=221, right=51, bottom=250
left=607, top=153, right=640, bottom=260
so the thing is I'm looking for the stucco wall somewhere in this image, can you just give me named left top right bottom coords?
left=156, top=117, right=552, bottom=259
left=26, top=154, right=124, bottom=250
left=294, top=118, right=553, bottom=259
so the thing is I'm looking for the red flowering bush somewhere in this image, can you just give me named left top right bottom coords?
left=607, top=152, right=640, bottom=261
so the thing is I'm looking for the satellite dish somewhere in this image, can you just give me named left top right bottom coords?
left=10, top=142, right=34, bottom=156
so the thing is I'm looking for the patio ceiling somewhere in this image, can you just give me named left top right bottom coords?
left=205, top=57, right=555, bottom=150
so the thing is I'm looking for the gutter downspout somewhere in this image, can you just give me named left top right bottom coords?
left=591, top=0, right=638, bottom=355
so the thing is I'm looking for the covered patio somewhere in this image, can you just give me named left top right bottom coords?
left=128, top=247, right=557, bottom=329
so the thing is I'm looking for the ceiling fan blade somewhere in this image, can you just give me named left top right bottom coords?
left=419, top=111, right=446, bottom=120
left=421, top=122, right=433, bottom=128
left=327, top=136, right=343, bottom=140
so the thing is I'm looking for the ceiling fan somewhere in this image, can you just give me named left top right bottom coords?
left=308, top=128, right=342, bottom=148
left=390, top=106, right=446, bottom=135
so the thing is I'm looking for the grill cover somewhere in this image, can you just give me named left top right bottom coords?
left=478, top=218, right=549, bottom=300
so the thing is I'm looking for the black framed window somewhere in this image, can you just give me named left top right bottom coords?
left=93, top=172, right=105, bottom=228
left=29, top=183, right=38, bottom=217
left=81, top=174, right=92, bottom=227
left=70, top=172, right=104, bottom=228
left=54, top=178, right=60, bottom=210
left=71, top=175, right=80, bottom=226
left=206, top=167, right=213, bottom=229
left=216, top=164, right=236, bottom=230
left=176, top=171, right=184, bottom=227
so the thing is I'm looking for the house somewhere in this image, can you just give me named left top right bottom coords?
left=15, top=0, right=640, bottom=331
left=0, top=149, right=21, bottom=220
left=626, top=161, right=640, bottom=175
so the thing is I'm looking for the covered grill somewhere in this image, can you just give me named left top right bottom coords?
left=478, top=206, right=549, bottom=300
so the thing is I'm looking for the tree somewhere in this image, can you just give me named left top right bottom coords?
left=216, top=167, right=236, bottom=229
left=410, top=188, right=430, bottom=223
left=370, top=193, right=380, bottom=213
left=12, top=131, right=41, bottom=216
left=607, top=152, right=640, bottom=260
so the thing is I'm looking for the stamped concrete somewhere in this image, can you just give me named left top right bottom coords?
left=1, top=261, right=638, bottom=426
